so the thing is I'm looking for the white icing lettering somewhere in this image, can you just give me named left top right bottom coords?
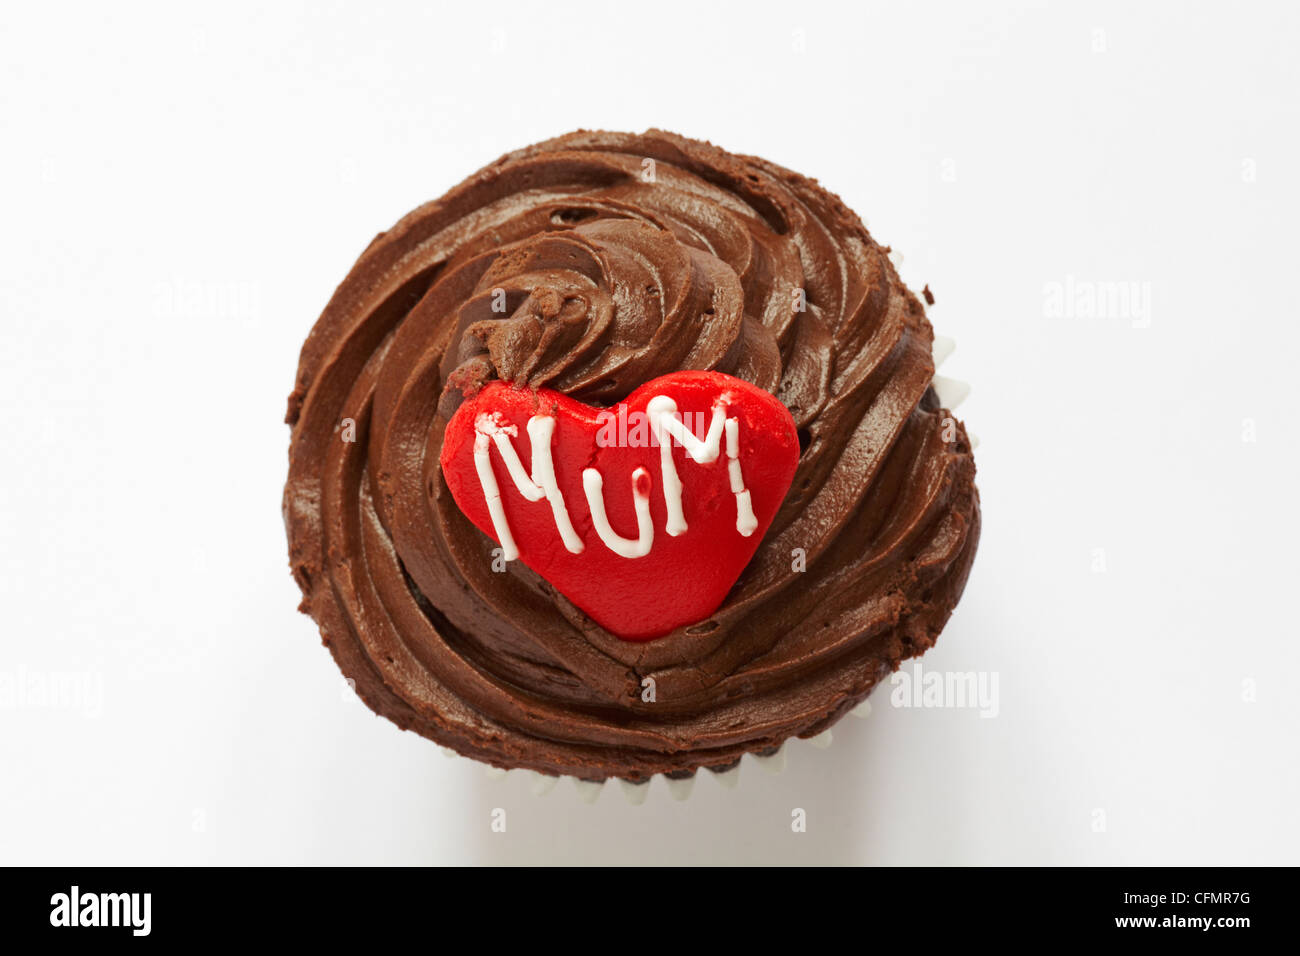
left=471, top=393, right=760, bottom=560
left=582, top=466, right=653, bottom=558
left=474, top=412, right=584, bottom=561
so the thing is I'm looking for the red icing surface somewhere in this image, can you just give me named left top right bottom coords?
left=440, top=371, right=800, bottom=640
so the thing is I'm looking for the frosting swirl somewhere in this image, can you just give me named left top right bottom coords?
left=284, top=130, right=980, bottom=780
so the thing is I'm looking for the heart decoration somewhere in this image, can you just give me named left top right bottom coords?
left=440, top=370, right=800, bottom=640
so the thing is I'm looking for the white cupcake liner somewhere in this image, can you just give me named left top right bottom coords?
left=931, top=329, right=977, bottom=448
left=890, top=249, right=976, bottom=445
left=458, top=323, right=971, bottom=805
left=462, top=698, right=879, bottom=805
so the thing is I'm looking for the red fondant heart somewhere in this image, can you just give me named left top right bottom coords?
left=440, top=371, right=800, bottom=640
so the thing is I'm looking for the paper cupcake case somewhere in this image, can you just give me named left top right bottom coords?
left=464, top=325, right=972, bottom=805
left=465, top=698, right=872, bottom=805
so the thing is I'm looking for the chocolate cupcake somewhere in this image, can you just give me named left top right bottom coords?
left=284, top=129, right=980, bottom=786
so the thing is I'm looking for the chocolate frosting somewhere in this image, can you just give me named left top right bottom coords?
left=284, top=130, right=980, bottom=781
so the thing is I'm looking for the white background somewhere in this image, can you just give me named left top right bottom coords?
left=2, top=0, right=1297, bottom=865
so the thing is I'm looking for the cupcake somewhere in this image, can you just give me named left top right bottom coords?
left=283, top=129, right=980, bottom=786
